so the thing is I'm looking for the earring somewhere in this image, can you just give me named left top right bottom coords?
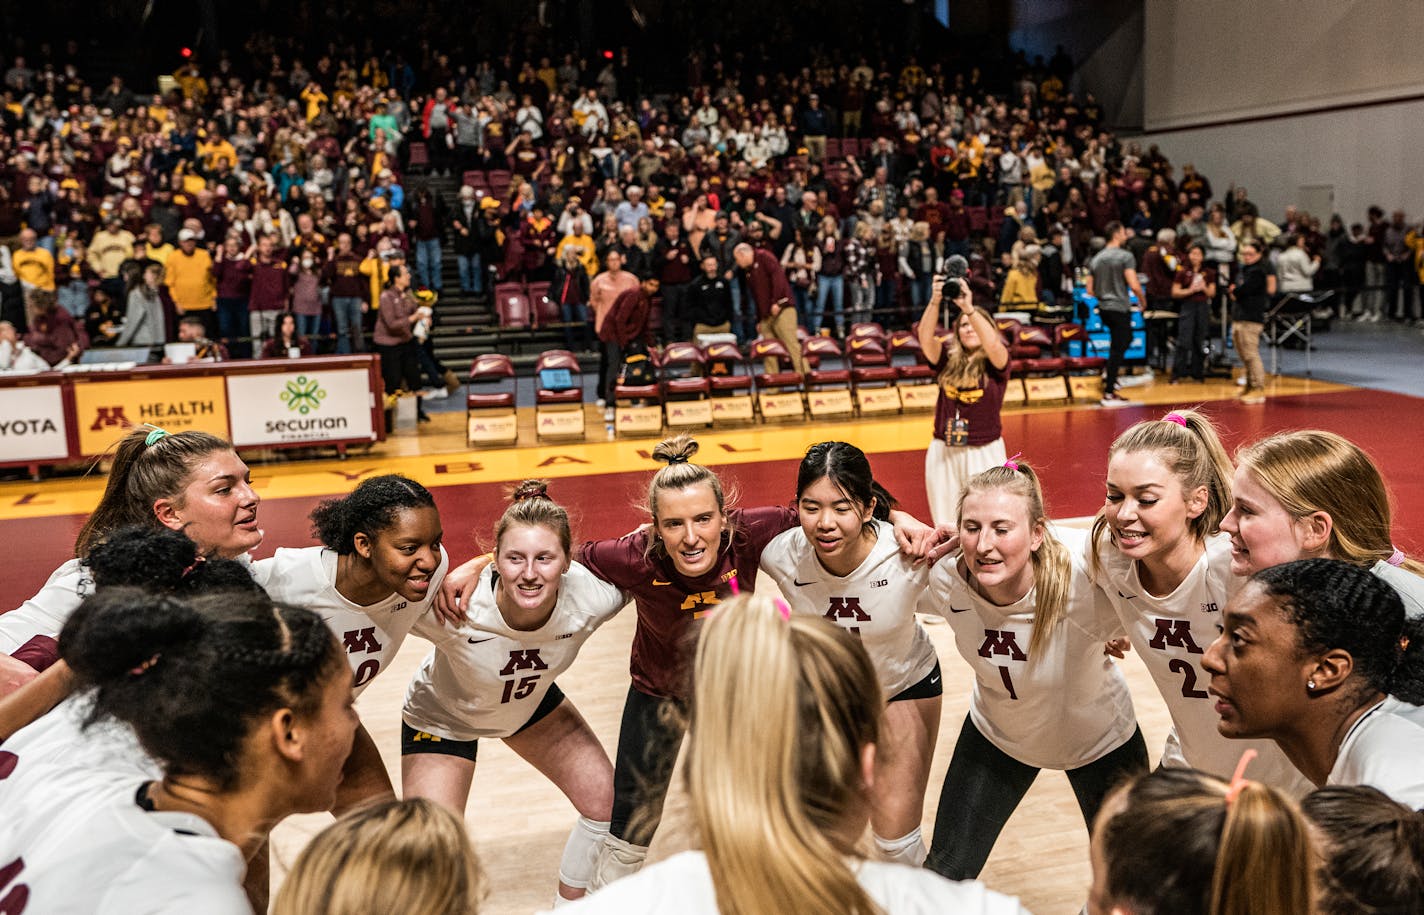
left=1307, top=679, right=1317, bottom=690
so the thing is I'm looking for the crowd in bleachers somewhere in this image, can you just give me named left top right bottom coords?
left=2, top=31, right=1423, bottom=384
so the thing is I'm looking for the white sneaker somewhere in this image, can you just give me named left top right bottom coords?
left=603, top=407, right=615, bottom=422
left=595, top=398, right=607, bottom=408
left=1100, top=394, right=1132, bottom=407
left=422, top=387, right=449, bottom=400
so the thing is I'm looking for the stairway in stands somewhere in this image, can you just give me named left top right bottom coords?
left=420, top=173, right=568, bottom=376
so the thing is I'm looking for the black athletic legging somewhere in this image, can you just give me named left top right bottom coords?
left=925, top=715, right=1149, bottom=880
left=609, top=684, right=688, bottom=845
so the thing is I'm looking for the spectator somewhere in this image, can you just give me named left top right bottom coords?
left=163, top=229, right=218, bottom=338
left=1140, top=228, right=1179, bottom=368
left=813, top=216, right=847, bottom=338
left=898, top=221, right=937, bottom=312
left=1382, top=210, right=1414, bottom=322
left=1170, top=243, right=1215, bottom=384
left=1085, top=221, right=1145, bottom=406
left=780, top=229, right=820, bottom=330
left=687, top=254, right=733, bottom=338
left=0, top=320, right=53, bottom=371
left=249, top=233, right=292, bottom=344
left=844, top=222, right=879, bottom=329
left=324, top=233, right=368, bottom=354
left=116, top=261, right=167, bottom=354
left=289, top=249, right=324, bottom=340
left=11, top=229, right=55, bottom=294
left=657, top=220, right=696, bottom=342
left=598, top=276, right=659, bottom=418
left=19, top=289, right=85, bottom=368
left=999, top=246, right=1042, bottom=312
left=173, top=313, right=229, bottom=362
left=87, top=215, right=136, bottom=300
left=551, top=247, right=593, bottom=351
left=449, top=186, right=484, bottom=295
left=736, top=242, right=806, bottom=375
left=1230, top=240, right=1275, bottom=406
left=1277, top=232, right=1321, bottom=296
left=590, top=250, right=641, bottom=405
left=614, top=186, right=650, bottom=230
left=213, top=236, right=255, bottom=357
left=260, top=311, right=313, bottom=359
left=799, top=93, right=830, bottom=161
left=55, top=238, right=96, bottom=320
left=405, top=185, right=446, bottom=292
left=375, top=264, right=428, bottom=423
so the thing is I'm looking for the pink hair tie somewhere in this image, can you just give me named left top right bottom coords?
left=1163, top=412, right=1188, bottom=427
left=1225, top=749, right=1258, bottom=806
left=1387, top=548, right=1406, bottom=567
left=727, top=573, right=741, bottom=596
left=773, top=597, right=792, bottom=622
left=1003, top=452, right=1023, bottom=471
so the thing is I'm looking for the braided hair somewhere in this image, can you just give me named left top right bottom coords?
left=311, top=474, right=437, bottom=554
left=85, top=525, right=263, bottom=596
left=1253, top=559, right=1424, bottom=706
left=59, top=588, right=343, bottom=790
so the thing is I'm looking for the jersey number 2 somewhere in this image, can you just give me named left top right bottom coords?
left=1168, top=658, right=1209, bottom=698
left=501, top=676, right=540, bottom=704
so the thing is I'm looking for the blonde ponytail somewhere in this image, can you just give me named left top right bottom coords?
left=1210, top=781, right=1314, bottom=915
left=687, top=595, right=884, bottom=915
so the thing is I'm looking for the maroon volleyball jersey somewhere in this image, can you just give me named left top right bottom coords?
left=578, top=505, right=797, bottom=699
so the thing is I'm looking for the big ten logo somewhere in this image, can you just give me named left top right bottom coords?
left=0, top=857, right=28, bottom=914
left=680, top=590, right=721, bottom=619
left=1200, top=601, right=1220, bottom=614
left=977, top=629, right=1027, bottom=661
left=824, top=596, right=870, bottom=635
left=500, top=649, right=549, bottom=704
left=88, top=405, right=131, bottom=431
left=342, top=627, right=385, bottom=687
left=869, top=579, right=888, bottom=588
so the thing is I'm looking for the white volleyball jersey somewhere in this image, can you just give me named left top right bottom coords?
left=0, top=695, right=160, bottom=852
left=1092, top=532, right=1311, bottom=794
left=0, top=558, right=90, bottom=653
left=1328, top=697, right=1424, bottom=809
left=1373, top=560, right=1424, bottom=620
left=927, top=526, right=1138, bottom=770
left=251, top=546, right=449, bottom=696
left=760, top=520, right=939, bottom=696
left=403, top=562, right=626, bottom=741
left=544, top=851, right=1032, bottom=915
left=1, top=793, right=250, bottom=914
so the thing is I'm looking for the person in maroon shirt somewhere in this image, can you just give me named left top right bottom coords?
left=916, top=275, right=1011, bottom=525
left=213, top=235, right=254, bottom=356
left=733, top=242, right=805, bottom=374
left=246, top=233, right=290, bottom=346
left=436, top=433, right=937, bottom=885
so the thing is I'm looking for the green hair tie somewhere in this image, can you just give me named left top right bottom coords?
left=144, top=427, right=171, bottom=447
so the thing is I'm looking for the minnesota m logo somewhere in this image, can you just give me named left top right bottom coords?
left=342, top=627, right=383, bottom=654
left=825, top=596, right=870, bottom=622
left=977, top=629, right=1027, bottom=660
left=89, top=406, right=131, bottom=431
left=1148, top=618, right=1204, bottom=654
left=500, top=649, right=550, bottom=676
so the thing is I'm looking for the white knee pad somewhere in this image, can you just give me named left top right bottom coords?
left=874, top=827, right=927, bottom=867
left=589, top=834, right=649, bottom=891
left=558, top=816, right=611, bottom=891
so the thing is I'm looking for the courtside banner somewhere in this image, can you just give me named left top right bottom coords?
left=0, top=384, right=69, bottom=461
left=226, top=368, right=376, bottom=446
left=74, top=376, right=229, bottom=455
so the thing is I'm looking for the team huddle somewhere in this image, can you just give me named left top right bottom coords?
left=0, top=415, right=1422, bottom=914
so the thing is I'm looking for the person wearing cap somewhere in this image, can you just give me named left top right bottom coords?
left=87, top=216, right=135, bottom=300
left=162, top=228, right=217, bottom=338
left=374, top=169, right=404, bottom=211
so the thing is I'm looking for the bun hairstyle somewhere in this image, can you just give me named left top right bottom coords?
left=686, top=594, right=882, bottom=915
left=1301, top=785, right=1424, bottom=915
left=273, top=798, right=486, bottom=915
left=311, top=474, right=436, bottom=554
left=1098, top=767, right=1314, bottom=915
left=1251, top=558, right=1424, bottom=706
left=1091, top=410, right=1234, bottom=562
left=796, top=442, right=895, bottom=534
left=494, top=478, right=571, bottom=557
left=645, top=434, right=733, bottom=556
left=75, top=428, right=235, bottom=558
left=59, top=589, right=344, bottom=790
left=86, top=525, right=263, bottom=596
left=958, top=462, right=1071, bottom=658
left=1235, top=431, right=1424, bottom=575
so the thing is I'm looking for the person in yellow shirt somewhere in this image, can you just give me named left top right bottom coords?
left=360, top=239, right=400, bottom=311
left=164, top=229, right=217, bottom=335
left=86, top=216, right=135, bottom=280
left=300, top=82, right=329, bottom=122
left=141, top=224, right=175, bottom=266
left=12, top=229, right=56, bottom=292
left=556, top=230, right=598, bottom=278
left=198, top=133, right=238, bottom=174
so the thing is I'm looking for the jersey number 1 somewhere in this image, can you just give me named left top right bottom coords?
left=998, top=666, right=1019, bottom=701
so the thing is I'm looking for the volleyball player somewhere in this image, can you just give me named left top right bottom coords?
left=1301, top=786, right=1424, bottom=914
left=402, top=482, right=626, bottom=904
left=1090, top=410, right=1310, bottom=792
left=250, top=474, right=448, bottom=805
left=0, top=587, right=356, bottom=912
left=1, top=426, right=262, bottom=694
left=1088, top=766, right=1314, bottom=915
left=1202, top=559, right=1424, bottom=807
left=758, top=441, right=942, bottom=867
left=1223, top=429, right=1424, bottom=617
left=437, top=433, right=935, bottom=886
left=924, top=461, right=1148, bottom=880
left=274, top=798, right=486, bottom=915
left=550, top=594, right=1032, bottom=914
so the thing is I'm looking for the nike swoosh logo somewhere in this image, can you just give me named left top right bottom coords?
left=929, top=676, right=941, bottom=685
left=467, top=637, right=495, bottom=644
left=793, top=579, right=815, bottom=587
left=1118, top=591, right=1136, bottom=600
left=652, top=579, right=672, bottom=586
left=849, top=339, right=871, bottom=349
left=949, top=605, right=971, bottom=613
